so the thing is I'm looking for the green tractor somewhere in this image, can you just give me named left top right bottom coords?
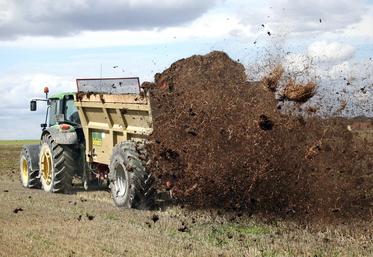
left=20, top=88, right=81, bottom=193
left=20, top=78, right=156, bottom=209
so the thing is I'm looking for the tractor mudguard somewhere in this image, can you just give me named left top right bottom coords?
left=43, top=125, right=79, bottom=145
left=22, top=144, right=40, bottom=171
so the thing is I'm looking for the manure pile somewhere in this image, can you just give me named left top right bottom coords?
left=145, top=51, right=372, bottom=221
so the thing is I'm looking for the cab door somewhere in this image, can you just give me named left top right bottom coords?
left=63, top=95, right=81, bottom=125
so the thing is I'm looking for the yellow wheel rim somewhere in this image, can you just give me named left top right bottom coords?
left=41, top=150, right=52, bottom=185
left=21, top=158, right=29, bottom=182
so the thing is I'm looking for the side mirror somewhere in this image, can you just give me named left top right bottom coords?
left=30, top=100, right=37, bottom=111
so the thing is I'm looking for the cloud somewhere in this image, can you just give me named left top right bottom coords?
left=0, top=73, right=74, bottom=111
left=272, top=0, right=365, bottom=32
left=236, top=0, right=367, bottom=37
left=307, top=41, right=356, bottom=63
left=0, top=0, right=219, bottom=39
left=0, top=72, right=75, bottom=139
left=0, top=9, right=248, bottom=48
left=328, top=59, right=373, bottom=83
left=343, top=6, right=373, bottom=39
left=284, top=42, right=370, bottom=85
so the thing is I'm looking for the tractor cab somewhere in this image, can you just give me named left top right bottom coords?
left=47, top=93, right=81, bottom=127
left=30, top=88, right=80, bottom=130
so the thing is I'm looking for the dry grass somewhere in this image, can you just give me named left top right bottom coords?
left=0, top=145, right=372, bottom=257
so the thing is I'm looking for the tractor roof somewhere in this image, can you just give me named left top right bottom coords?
left=49, top=92, right=75, bottom=100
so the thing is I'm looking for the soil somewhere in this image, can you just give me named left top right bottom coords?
left=2, top=143, right=372, bottom=256
left=145, top=51, right=373, bottom=221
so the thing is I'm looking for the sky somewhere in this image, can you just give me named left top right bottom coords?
left=0, top=0, right=372, bottom=139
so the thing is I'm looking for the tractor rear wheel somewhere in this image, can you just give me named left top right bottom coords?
left=39, top=134, right=75, bottom=193
left=109, top=141, right=156, bottom=209
left=20, top=146, right=40, bottom=188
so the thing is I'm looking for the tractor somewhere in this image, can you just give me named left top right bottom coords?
left=19, top=78, right=156, bottom=209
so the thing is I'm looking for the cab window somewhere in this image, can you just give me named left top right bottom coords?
left=64, top=96, right=80, bottom=124
left=49, top=100, right=58, bottom=126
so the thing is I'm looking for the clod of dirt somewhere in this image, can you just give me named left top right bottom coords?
left=151, top=214, right=159, bottom=223
left=261, top=65, right=284, bottom=92
left=185, top=127, right=198, bottom=136
left=13, top=208, right=24, bottom=214
left=145, top=221, right=152, bottom=228
left=68, top=250, right=76, bottom=257
left=86, top=213, right=95, bottom=221
left=80, top=198, right=88, bottom=203
left=184, top=244, right=193, bottom=250
left=238, top=234, right=246, bottom=242
left=307, top=106, right=319, bottom=114
left=229, top=216, right=236, bottom=222
left=178, top=225, right=190, bottom=233
left=323, top=237, right=331, bottom=244
left=258, top=115, right=274, bottom=131
left=77, top=215, right=82, bottom=221
left=141, top=82, right=155, bottom=91
left=283, top=80, right=317, bottom=102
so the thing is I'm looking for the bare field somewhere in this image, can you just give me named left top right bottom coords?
left=0, top=144, right=372, bottom=257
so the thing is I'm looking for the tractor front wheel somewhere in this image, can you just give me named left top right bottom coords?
left=39, top=134, right=75, bottom=193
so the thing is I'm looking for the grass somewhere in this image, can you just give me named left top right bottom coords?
left=0, top=140, right=39, bottom=145
left=0, top=144, right=372, bottom=257
left=205, top=223, right=271, bottom=247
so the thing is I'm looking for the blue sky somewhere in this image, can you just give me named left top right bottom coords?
left=0, top=0, right=372, bottom=139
